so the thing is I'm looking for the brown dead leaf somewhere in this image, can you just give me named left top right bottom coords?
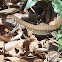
left=33, top=59, right=43, bottom=62
left=44, top=59, right=47, bottom=62
left=0, top=41, right=4, bottom=53
left=23, top=35, right=38, bottom=52
left=5, top=57, right=20, bottom=62
left=0, top=55, right=4, bottom=62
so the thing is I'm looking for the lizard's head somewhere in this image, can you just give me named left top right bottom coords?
left=6, top=18, right=17, bottom=26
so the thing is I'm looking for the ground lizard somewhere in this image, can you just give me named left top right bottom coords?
left=7, top=15, right=62, bottom=35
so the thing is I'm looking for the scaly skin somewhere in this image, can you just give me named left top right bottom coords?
left=7, top=15, right=62, bottom=35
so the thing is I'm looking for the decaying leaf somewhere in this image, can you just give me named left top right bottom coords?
left=0, top=41, right=5, bottom=53
left=44, top=59, right=47, bottom=62
left=0, top=35, right=11, bottom=42
left=0, top=1, right=62, bottom=62
left=0, top=55, right=4, bottom=62
left=0, top=8, right=17, bottom=14
left=7, top=48, right=19, bottom=57
left=5, top=57, right=20, bottom=62
left=11, top=29, right=23, bottom=41
left=33, top=59, right=43, bottom=62
left=5, top=40, right=24, bottom=51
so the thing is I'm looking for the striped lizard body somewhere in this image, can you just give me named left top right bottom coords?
left=7, top=15, right=62, bottom=35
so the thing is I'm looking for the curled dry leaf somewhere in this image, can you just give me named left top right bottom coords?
left=0, top=35, right=11, bottom=42
left=29, top=35, right=37, bottom=41
left=4, top=28, right=9, bottom=32
left=35, top=48, right=48, bottom=58
left=0, top=55, right=4, bottom=62
left=51, top=31, right=57, bottom=38
left=29, top=39, right=39, bottom=52
left=50, top=52, right=62, bottom=62
left=48, top=51, right=58, bottom=61
left=44, top=59, right=47, bottom=62
left=11, top=30, right=23, bottom=41
left=11, top=24, right=23, bottom=40
left=7, top=48, right=19, bottom=57
left=5, top=41, right=19, bottom=51
left=48, top=38, right=58, bottom=43
left=24, top=8, right=28, bottom=13
left=15, top=44, right=24, bottom=55
left=40, top=39, right=49, bottom=49
left=19, top=59, right=28, bottom=62
left=5, top=57, right=20, bottom=62
left=0, top=8, right=17, bottom=14
left=5, top=39, right=24, bottom=51
left=28, top=30, right=33, bottom=37
left=35, top=48, right=48, bottom=52
left=23, top=35, right=38, bottom=52
left=40, top=38, right=59, bottom=50
left=6, top=2, right=23, bottom=7
left=33, top=59, right=43, bottom=62
left=0, top=18, right=3, bottom=25
left=40, top=39, right=47, bottom=47
left=0, top=41, right=5, bottom=53
left=14, top=13, right=28, bottom=19
left=27, top=53, right=34, bottom=57
left=49, top=38, right=59, bottom=47
left=7, top=45, right=24, bottom=57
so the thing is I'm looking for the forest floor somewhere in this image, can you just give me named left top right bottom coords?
left=0, top=0, right=62, bottom=62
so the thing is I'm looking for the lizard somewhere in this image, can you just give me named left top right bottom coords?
left=6, top=15, right=62, bottom=35
left=0, top=6, right=62, bottom=35
left=0, top=14, right=62, bottom=42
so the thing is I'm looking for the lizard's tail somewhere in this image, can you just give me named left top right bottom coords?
left=54, top=15, right=62, bottom=29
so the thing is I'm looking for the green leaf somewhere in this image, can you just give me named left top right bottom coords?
left=25, top=0, right=38, bottom=9
left=53, top=5, right=61, bottom=13
left=52, top=0, right=62, bottom=15
left=60, top=1, right=62, bottom=6
left=53, top=0, right=60, bottom=4
left=21, top=0, right=26, bottom=2
left=44, top=0, right=49, bottom=3
left=59, top=11, right=62, bottom=18
left=52, top=0, right=62, bottom=13
left=56, top=30, right=62, bottom=40
left=52, top=2, right=57, bottom=8
left=60, top=25, right=62, bottom=30
left=58, top=45, right=62, bottom=52
left=57, top=30, right=62, bottom=34
left=56, top=34, right=62, bottom=40
left=58, top=38, right=62, bottom=45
